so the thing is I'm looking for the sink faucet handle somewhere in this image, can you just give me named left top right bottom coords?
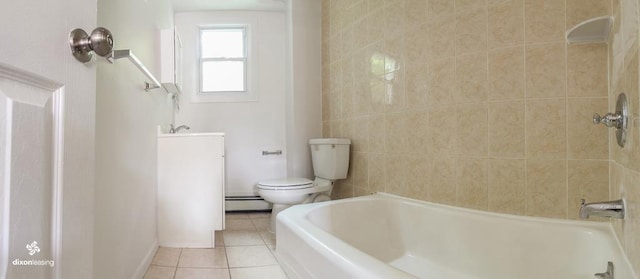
left=581, top=199, right=585, bottom=206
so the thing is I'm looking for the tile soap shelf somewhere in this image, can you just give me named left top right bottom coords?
left=566, top=16, right=613, bottom=44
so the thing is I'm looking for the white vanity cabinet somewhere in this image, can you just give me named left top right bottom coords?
left=157, top=132, right=225, bottom=248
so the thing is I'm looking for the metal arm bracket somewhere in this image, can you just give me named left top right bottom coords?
left=107, top=49, right=164, bottom=92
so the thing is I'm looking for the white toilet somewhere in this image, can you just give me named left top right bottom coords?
left=257, top=138, right=351, bottom=233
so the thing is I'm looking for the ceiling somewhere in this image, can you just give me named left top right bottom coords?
left=171, top=0, right=287, bottom=12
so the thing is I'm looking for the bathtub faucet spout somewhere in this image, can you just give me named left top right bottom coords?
left=580, top=199, right=624, bottom=219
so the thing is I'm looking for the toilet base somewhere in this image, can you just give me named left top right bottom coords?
left=268, top=192, right=333, bottom=233
left=269, top=204, right=291, bottom=233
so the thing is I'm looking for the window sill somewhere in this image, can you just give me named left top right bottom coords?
left=191, top=90, right=258, bottom=103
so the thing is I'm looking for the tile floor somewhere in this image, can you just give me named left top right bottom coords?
left=144, top=212, right=288, bottom=279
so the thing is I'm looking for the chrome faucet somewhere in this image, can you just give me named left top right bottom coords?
left=595, top=262, right=614, bottom=279
left=580, top=199, right=625, bottom=219
left=169, top=124, right=190, bottom=134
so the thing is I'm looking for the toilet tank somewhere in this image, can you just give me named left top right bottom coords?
left=309, top=138, right=351, bottom=180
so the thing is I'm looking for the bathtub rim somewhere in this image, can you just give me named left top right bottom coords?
left=276, top=192, right=637, bottom=279
left=276, top=194, right=418, bottom=278
left=302, top=192, right=627, bottom=229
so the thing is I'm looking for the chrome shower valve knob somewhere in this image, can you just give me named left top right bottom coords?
left=592, top=93, right=628, bottom=147
left=592, top=112, right=622, bottom=128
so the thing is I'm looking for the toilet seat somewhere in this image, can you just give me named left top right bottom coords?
left=257, top=177, right=313, bottom=190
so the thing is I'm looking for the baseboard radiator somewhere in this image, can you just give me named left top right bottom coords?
left=225, top=196, right=272, bottom=212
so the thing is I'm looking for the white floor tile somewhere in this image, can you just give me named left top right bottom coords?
left=223, top=230, right=265, bottom=246
left=225, top=219, right=256, bottom=231
left=251, top=218, right=271, bottom=231
left=151, top=247, right=181, bottom=267
left=178, top=248, right=227, bottom=268
left=226, top=213, right=250, bottom=220
left=174, top=267, right=231, bottom=279
left=247, top=212, right=271, bottom=219
left=229, top=265, right=288, bottom=279
left=226, top=245, right=278, bottom=268
left=267, top=244, right=277, bottom=254
left=143, top=265, right=175, bottom=279
left=144, top=212, right=286, bottom=278
left=258, top=231, right=276, bottom=246
left=214, top=230, right=224, bottom=247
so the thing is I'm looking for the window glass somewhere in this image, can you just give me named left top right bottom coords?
left=200, top=27, right=246, bottom=93
left=201, top=29, right=245, bottom=58
left=202, top=61, right=245, bottom=92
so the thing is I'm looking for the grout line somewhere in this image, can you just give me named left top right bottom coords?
left=229, top=264, right=282, bottom=270
left=174, top=266, right=229, bottom=270
left=171, top=248, right=182, bottom=279
left=564, top=0, right=569, bottom=220
left=485, top=0, right=490, bottom=210
left=522, top=0, right=529, bottom=217
left=452, top=0, right=459, bottom=207
left=222, top=217, right=232, bottom=275
left=606, top=0, right=613, bottom=202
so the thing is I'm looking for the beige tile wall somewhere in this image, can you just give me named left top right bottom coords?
left=324, top=0, right=640, bottom=273
left=322, top=0, right=611, bottom=219
left=610, top=0, right=640, bottom=273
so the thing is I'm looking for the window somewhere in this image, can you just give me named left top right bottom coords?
left=200, top=27, right=247, bottom=93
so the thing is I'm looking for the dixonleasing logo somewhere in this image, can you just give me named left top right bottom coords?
left=11, top=241, right=55, bottom=268
left=26, top=241, right=40, bottom=256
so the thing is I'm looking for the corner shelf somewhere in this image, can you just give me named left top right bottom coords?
left=566, top=16, right=613, bottom=44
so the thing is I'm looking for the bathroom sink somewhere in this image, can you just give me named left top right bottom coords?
left=157, top=126, right=224, bottom=137
left=158, top=132, right=225, bottom=137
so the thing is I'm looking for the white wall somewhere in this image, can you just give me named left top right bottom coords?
left=286, top=0, right=323, bottom=178
left=175, top=11, right=287, bottom=197
left=95, top=0, right=174, bottom=278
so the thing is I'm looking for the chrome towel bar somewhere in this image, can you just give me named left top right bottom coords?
left=107, top=49, right=163, bottom=92
left=69, top=27, right=166, bottom=93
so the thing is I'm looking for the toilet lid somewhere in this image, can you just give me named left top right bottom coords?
left=257, top=178, right=313, bottom=189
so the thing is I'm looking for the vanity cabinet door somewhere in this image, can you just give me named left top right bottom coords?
left=158, top=134, right=225, bottom=248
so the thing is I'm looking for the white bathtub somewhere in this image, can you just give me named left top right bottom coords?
left=276, top=193, right=636, bottom=279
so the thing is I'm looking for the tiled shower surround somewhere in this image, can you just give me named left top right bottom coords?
left=321, top=0, right=640, bottom=274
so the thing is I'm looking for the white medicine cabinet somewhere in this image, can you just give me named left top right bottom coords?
left=160, top=27, right=183, bottom=94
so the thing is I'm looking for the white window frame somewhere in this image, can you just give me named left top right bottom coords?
left=194, top=21, right=258, bottom=103
left=199, top=26, right=247, bottom=93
